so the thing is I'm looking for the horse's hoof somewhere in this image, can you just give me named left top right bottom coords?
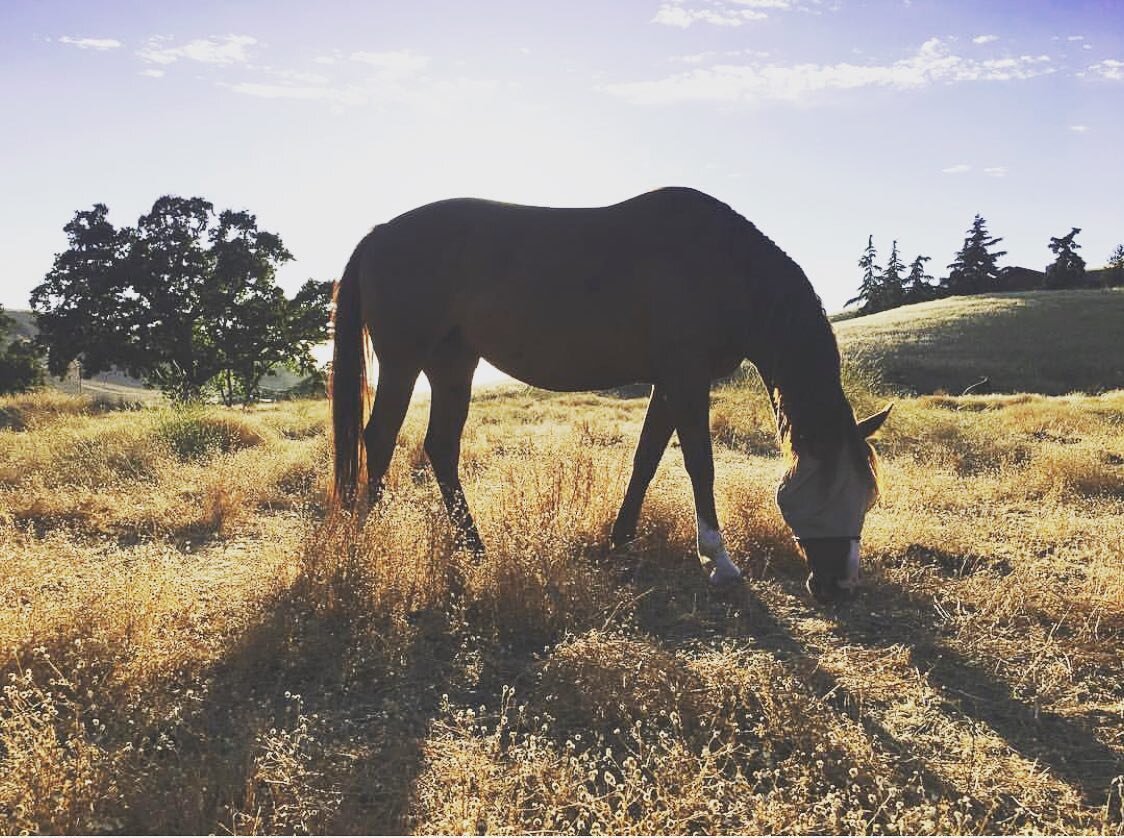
left=610, top=530, right=637, bottom=552
left=806, top=573, right=857, bottom=604
left=706, top=561, right=743, bottom=586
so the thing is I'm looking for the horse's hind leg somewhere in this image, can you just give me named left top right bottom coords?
left=365, top=361, right=420, bottom=505
left=611, top=387, right=674, bottom=549
left=424, top=342, right=484, bottom=555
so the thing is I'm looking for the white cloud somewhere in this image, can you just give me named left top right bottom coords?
left=221, top=53, right=495, bottom=113
left=942, top=164, right=971, bottom=174
left=671, top=48, right=767, bottom=64
left=604, top=37, right=1056, bottom=105
left=1087, top=58, right=1124, bottom=80
left=138, top=34, right=257, bottom=65
left=349, top=49, right=430, bottom=78
left=139, top=68, right=165, bottom=78
left=265, top=68, right=330, bottom=84
left=653, top=2, right=767, bottom=27
left=972, top=35, right=998, bottom=44
left=222, top=81, right=366, bottom=105
left=983, top=166, right=1007, bottom=177
left=58, top=35, right=122, bottom=50
left=1067, top=35, right=1085, bottom=41
left=1069, top=124, right=1089, bottom=132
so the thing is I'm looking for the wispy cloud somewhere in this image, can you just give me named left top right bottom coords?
left=653, top=3, right=766, bottom=27
left=220, top=81, right=366, bottom=105
left=653, top=0, right=806, bottom=27
left=972, top=35, right=998, bottom=45
left=58, top=35, right=122, bottom=50
left=224, top=48, right=432, bottom=107
left=1086, top=58, right=1124, bottom=80
left=262, top=68, right=330, bottom=85
left=983, top=166, right=1007, bottom=177
left=942, top=164, right=971, bottom=174
left=222, top=47, right=499, bottom=113
left=349, top=49, right=430, bottom=78
left=604, top=38, right=1055, bottom=105
left=137, top=34, right=257, bottom=66
left=1069, top=124, right=1089, bottom=132
left=139, top=69, right=165, bottom=78
left=671, top=49, right=769, bottom=64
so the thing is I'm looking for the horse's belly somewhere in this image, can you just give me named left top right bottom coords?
left=464, top=320, right=653, bottom=392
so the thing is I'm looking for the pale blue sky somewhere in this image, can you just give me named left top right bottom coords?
left=2, top=0, right=1122, bottom=312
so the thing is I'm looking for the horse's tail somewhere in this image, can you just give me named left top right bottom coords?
left=330, top=242, right=369, bottom=507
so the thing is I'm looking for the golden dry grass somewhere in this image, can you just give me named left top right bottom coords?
left=0, top=383, right=1122, bottom=834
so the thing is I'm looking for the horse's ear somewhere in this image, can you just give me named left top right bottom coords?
left=857, top=403, right=892, bottom=438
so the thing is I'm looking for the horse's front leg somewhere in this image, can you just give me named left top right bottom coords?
left=664, top=375, right=743, bottom=585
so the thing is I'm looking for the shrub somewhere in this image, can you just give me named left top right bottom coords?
left=156, top=408, right=267, bottom=462
left=0, top=339, right=45, bottom=395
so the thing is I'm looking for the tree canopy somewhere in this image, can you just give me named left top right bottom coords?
left=31, top=196, right=331, bottom=402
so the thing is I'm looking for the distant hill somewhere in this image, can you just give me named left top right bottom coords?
left=2, top=309, right=38, bottom=342
left=833, top=289, right=1124, bottom=395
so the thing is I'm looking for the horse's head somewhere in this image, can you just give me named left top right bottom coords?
left=775, top=404, right=891, bottom=602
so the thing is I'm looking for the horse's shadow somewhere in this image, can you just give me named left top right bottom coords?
left=95, top=557, right=551, bottom=834
left=628, top=541, right=1121, bottom=822
left=46, top=531, right=1117, bottom=832
left=826, top=568, right=1123, bottom=809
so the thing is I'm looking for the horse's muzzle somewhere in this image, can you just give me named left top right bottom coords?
left=797, top=537, right=861, bottom=603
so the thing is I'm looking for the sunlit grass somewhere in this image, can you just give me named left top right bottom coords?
left=0, top=382, right=1121, bottom=833
left=834, top=289, right=1124, bottom=395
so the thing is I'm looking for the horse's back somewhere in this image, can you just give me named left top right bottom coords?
left=353, top=188, right=764, bottom=388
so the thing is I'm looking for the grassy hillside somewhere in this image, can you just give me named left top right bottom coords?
left=834, top=289, right=1124, bottom=395
left=1, top=384, right=1122, bottom=833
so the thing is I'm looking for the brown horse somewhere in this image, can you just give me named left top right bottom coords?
left=331, top=187, right=890, bottom=601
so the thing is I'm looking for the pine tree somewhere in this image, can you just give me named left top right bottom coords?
left=942, top=215, right=1007, bottom=296
left=846, top=235, right=885, bottom=314
left=903, top=254, right=937, bottom=304
left=1106, top=244, right=1124, bottom=288
left=1044, top=227, right=1086, bottom=289
left=881, top=240, right=907, bottom=309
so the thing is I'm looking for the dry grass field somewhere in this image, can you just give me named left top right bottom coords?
left=1, top=368, right=1123, bottom=833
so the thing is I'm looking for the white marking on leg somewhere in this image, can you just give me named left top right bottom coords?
left=838, top=539, right=861, bottom=590
left=697, top=515, right=742, bottom=585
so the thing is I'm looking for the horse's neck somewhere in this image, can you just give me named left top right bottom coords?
left=754, top=285, right=847, bottom=448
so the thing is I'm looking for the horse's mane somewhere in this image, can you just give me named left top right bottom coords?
left=750, top=237, right=880, bottom=493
